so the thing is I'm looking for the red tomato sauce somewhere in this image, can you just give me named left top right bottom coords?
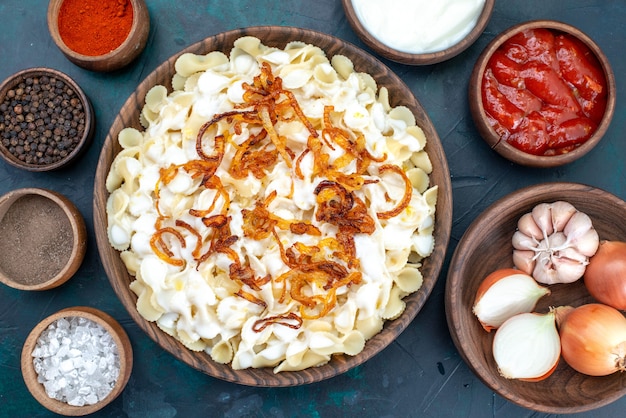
left=481, top=29, right=607, bottom=156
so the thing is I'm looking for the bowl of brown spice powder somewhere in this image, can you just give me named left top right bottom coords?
left=0, top=188, right=87, bottom=291
left=0, top=67, right=95, bottom=171
left=47, top=0, right=150, bottom=72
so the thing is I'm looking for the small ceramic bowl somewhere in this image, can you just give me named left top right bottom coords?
left=0, top=188, right=87, bottom=291
left=21, top=306, right=133, bottom=416
left=445, top=182, right=626, bottom=413
left=468, top=20, right=616, bottom=168
left=47, top=0, right=150, bottom=72
left=0, top=67, right=95, bottom=171
left=342, top=0, right=495, bottom=65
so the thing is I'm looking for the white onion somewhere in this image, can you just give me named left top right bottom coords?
left=473, top=268, right=550, bottom=331
left=492, top=311, right=561, bottom=381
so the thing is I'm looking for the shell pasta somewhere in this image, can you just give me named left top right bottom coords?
left=105, top=37, right=437, bottom=372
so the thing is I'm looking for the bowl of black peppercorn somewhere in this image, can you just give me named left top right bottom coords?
left=0, top=67, right=94, bottom=171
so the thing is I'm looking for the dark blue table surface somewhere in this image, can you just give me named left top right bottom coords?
left=1, top=1, right=625, bottom=417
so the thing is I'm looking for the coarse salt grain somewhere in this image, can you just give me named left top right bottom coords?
left=31, top=316, right=120, bottom=406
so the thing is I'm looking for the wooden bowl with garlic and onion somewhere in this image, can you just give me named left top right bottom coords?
left=445, top=182, right=626, bottom=414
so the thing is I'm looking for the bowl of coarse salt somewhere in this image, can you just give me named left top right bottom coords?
left=342, top=0, right=495, bottom=65
left=21, top=307, right=132, bottom=416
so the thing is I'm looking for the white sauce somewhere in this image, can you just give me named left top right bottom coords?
left=351, top=0, right=486, bottom=54
left=106, top=37, right=439, bottom=371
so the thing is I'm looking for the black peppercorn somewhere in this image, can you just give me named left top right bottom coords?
left=0, top=73, right=87, bottom=167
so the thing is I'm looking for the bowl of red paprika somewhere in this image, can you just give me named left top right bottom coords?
left=469, top=20, right=616, bottom=168
left=47, top=0, right=150, bottom=73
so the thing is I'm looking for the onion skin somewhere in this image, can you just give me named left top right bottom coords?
left=584, top=240, right=626, bottom=310
left=557, top=303, right=626, bottom=376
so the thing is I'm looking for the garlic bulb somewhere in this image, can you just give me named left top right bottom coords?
left=512, top=201, right=599, bottom=284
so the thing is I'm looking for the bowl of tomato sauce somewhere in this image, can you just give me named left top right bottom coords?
left=469, top=20, right=615, bottom=167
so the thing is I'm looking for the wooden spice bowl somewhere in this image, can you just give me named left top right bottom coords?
left=445, top=182, right=626, bottom=413
left=342, top=0, right=495, bottom=65
left=0, top=67, right=95, bottom=171
left=0, top=188, right=87, bottom=291
left=468, top=20, right=616, bottom=167
left=21, top=306, right=133, bottom=416
left=47, top=0, right=150, bottom=72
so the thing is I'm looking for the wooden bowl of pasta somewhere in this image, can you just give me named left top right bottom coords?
left=94, top=26, right=452, bottom=386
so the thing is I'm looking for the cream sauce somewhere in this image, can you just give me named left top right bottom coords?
left=352, top=0, right=486, bottom=54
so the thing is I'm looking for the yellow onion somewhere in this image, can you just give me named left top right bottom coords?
left=492, top=310, right=561, bottom=381
left=556, top=304, right=626, bottom=376
left=473, top=268, right=550, bottom=332
left=584, top=240, right=626, bottom=310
